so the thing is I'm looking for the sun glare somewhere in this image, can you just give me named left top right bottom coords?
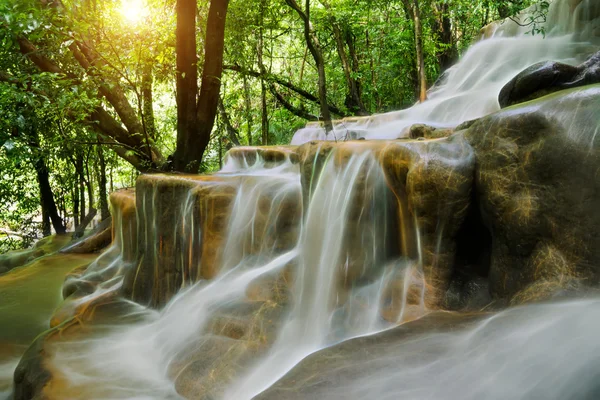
left=119, top=0, right=147, bottom=24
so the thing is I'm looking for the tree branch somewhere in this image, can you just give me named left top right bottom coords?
left=268, top=83, right=318, bottom=121
left=223, top=64, right=347, bottom=117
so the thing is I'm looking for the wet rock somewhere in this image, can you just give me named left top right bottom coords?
left=297, top=137, right=475, bottom=307
left=60, top=217, right=112, bottom=254
left=0, top=235, right=71, bottom=274
left=108, top=188, right=137, bottom=263
left=499, top=51, right=600, bottom=108
left=12, top=329, right=52, bottom=400
left=122, top=174, right=237, bottom=307
left=408, top=124, right=453, bottom=139
left=380, top=135, right=475, bottom=305
left=466, top=85, right=600, bottom=300
left=256, top=312, right=485, bottom=400
left=225, top=146, right=299, bottom=167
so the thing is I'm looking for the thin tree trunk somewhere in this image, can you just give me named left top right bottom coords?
left=433, top=2, right=456, bottom=72
left=85, top=158, right=94, bottom=214
left=35, top=157, right=66, bottom=235
left=322, top=2, right=367, bottom=115
left=242, top=75, right=253, bottom=146
left=142, top=63, right=156, bottom=140
left=402, top=0, right=428, bottom=102
left=285, top=0, right=333, bottom=133
left=223, top=65, right=348, bottom=117
left=258, top=0, right=269, bottom=145
left=97, top=145, right=110, bottom=220
left=76, top=152, right=86, bottom=223
left=217, top=98, right=242, bottom=146
left=73, top=184, right=79, bottom=228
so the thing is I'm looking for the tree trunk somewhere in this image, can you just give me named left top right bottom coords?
left=242, top=75, right=253, bottom=146
left=75, top=152, right=86, bottom=223
left=85, top=159, right=94, bottom=214
left=97, top=145, right=110, bottom=220
left=323, top=2, right=367, bottom=115
left=23, top=125, right=66, bottom=235
left=173, top=0, right=230, bottom=172
left=173, top=0, right=199, bottom=172
left=258, top=0, right=269, bottom=145
left=34, top=157, right=66, bottom=235
left=217, top=98, right=242, bottom=146
left=73, top=183, right=80, bottom=228
left=433, top=2, right=457, bottom=72
left=142, top=62, right=156, bottom=140
left=285, top=0, right=333, bottom=133
left=402, top=0, right=428, bottom=102
left=223, top=65, right=348, bottom=117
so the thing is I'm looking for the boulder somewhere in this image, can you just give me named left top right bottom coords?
left=498, top=51, right=600, bottom=108
left=467, top=85, right=600, bottom=300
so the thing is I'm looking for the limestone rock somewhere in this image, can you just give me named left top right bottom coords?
left=466, top=85, right=600, bottom=300
left=408, top=124, right=453, bottom=139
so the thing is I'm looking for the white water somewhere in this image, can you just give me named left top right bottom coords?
left=259, top=298, right=600, bottom=400
left=49, top=149, right=425, bottom=399
left=291, top=0, right=600, bottom=144
left=40, top=1, right=600, bottom=399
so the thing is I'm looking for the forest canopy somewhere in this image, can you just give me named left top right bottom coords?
left=0, top=0, right=540, bottom=250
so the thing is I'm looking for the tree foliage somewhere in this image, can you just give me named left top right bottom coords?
left=0, top=0, right=543, bottom=250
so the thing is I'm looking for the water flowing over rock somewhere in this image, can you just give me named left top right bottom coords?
left=290, top=0, right=600, bottom=144
left=8, top=0, right=600, bottom=399
left=466, top=85, right=600, bottom=301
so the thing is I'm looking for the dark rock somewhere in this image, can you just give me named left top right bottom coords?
left=499, top=51, right=600, bottom=108
left=466, top=85, right=600, bottom=300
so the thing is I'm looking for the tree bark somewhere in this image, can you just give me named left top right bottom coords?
left=97, top=145, right=110, bottom=220
left=75, top=152, right=86, bottom=225
left=242, top=75, right=253, bottom=145
left=322, top=2, right=367, bottom=115
left=73, top=183, right=79, bottom=228
left=173, top=0, right=199, bottom=172
left=284, top=0, right=333, bottom=132
left=432, top=2, right=457, bottom=72
left=35, top=157, right=66, bottom=235
left=258, top=0, right=269, bottom=145
left=402, top=0, right=428, bottom=102
left=217, top=98, right=242, bottom=146
left=268, top=84, right=318, bottom=120
left=22, top=125, right=66, bottom=235
left=142, top=63, right=156, bottom=139
left=172, top=0, right=230, bottom=172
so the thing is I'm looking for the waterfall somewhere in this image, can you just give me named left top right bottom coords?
left=32, top=0, right=600, bottom=399
left=46, top=147, right=429, bottom=399
left=291, top=0, right=600, bottom=145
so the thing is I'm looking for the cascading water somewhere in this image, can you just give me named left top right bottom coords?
left=45, top=145, right=429, bottom=399
left=15, top=0, right=600, bottom=399
left=291, top=0, right=600, bottom=144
